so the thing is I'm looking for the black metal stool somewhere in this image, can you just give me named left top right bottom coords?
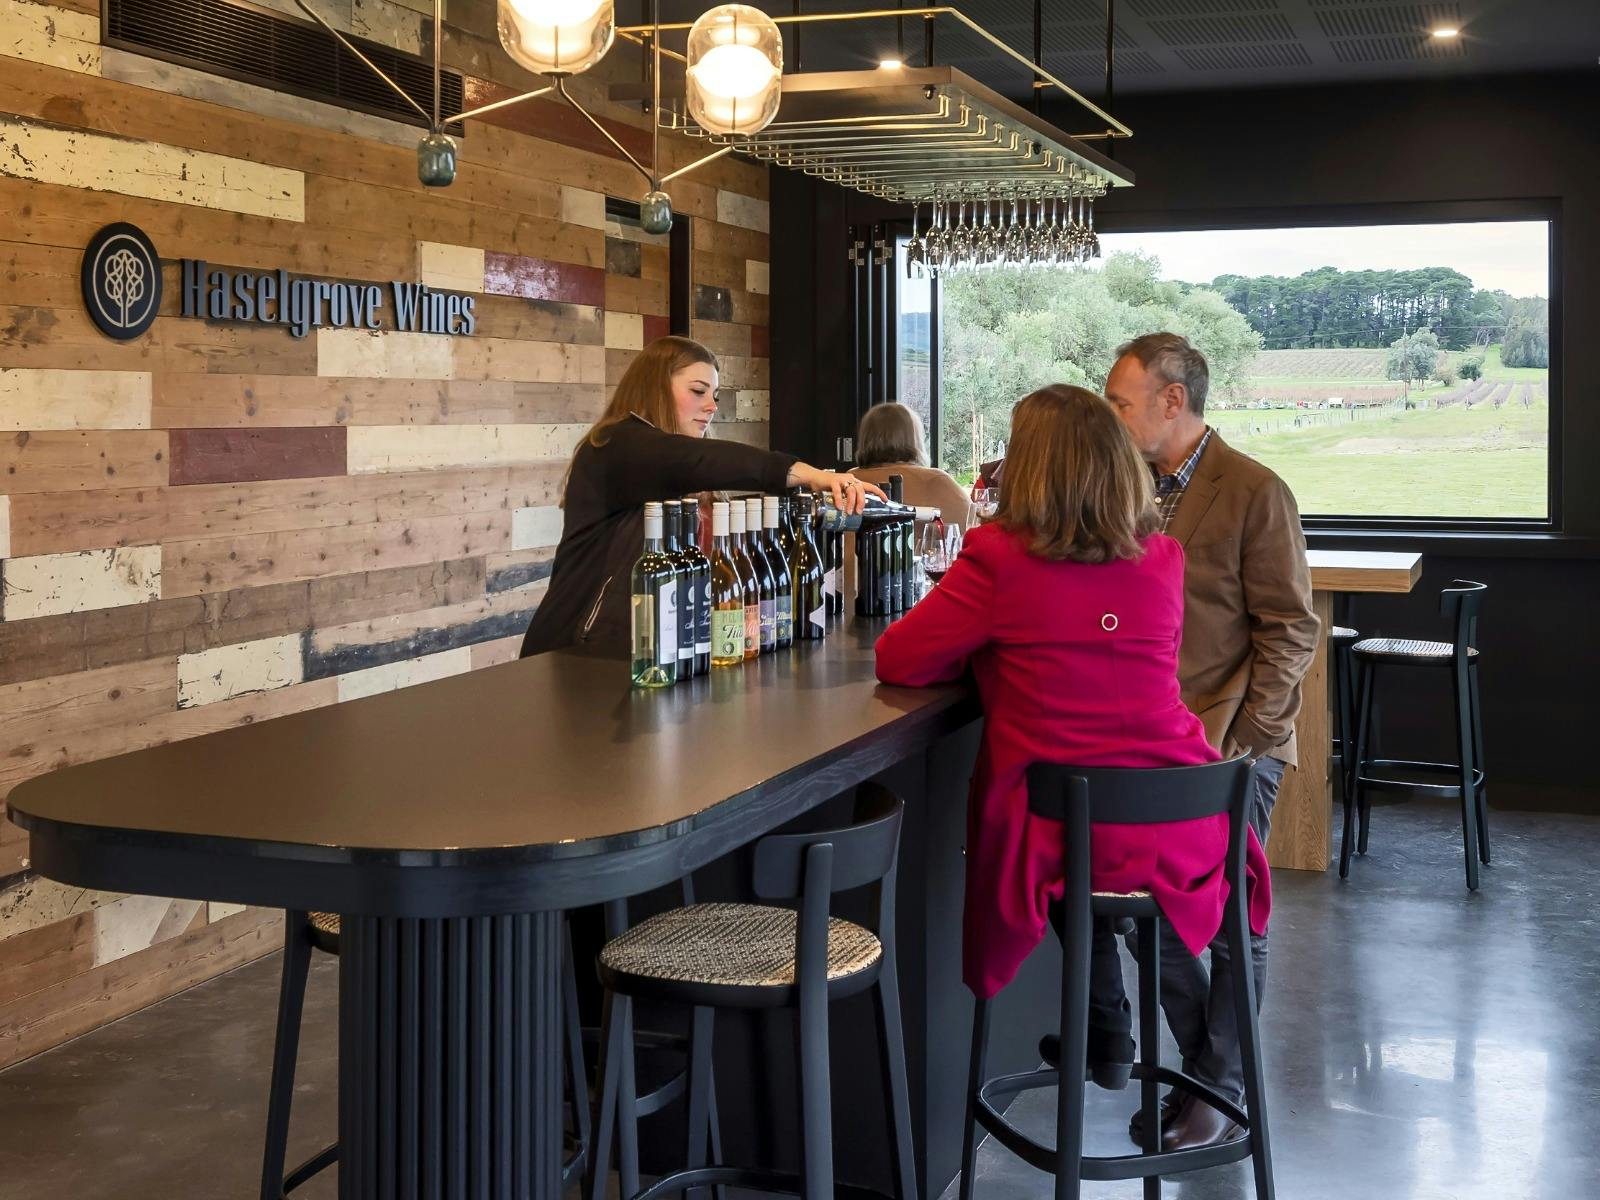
left=590, top=782, right=917, bottom=1200
left=1330, top=626, right=1361, bottom=802
left=1343, top=580, right=1488, bottom=889
left=258, top=911, right=592, bottom=1199
left=961, top=757, right=1273, bottom=1200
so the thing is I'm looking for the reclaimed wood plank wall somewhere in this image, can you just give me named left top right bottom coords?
left=0, top=0, right=771, bottom=1067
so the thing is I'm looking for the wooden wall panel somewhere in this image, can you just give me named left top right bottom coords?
left=0, top=0, right=770, bottom=1066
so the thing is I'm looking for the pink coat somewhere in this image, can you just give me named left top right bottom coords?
left=875, top=523, right=1272, bottom=998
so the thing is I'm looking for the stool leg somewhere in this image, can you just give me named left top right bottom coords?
left=1452, top=661, right=1481, bottom=891
left=959, top=999, right=991, bottom=1200
left=562, top=930, right=591, bottom=1185
left=1354, top=663, right=1377, bottom=858
left=261, top=912, right=312, bottom=1200
left=795, top=969, right=834, bottom=1200
left=1055, top=898, right=1091, bottom=1200
left=617, top=998, right=642, bottom=1198
left=707, top=1077, right=728, bottom=1200
left=1135, top=917, right=1161, bottom=1200
left=1469, top=662, right=1490, bottom=865
left=684, top=1006, right=716, bottom=1200
left=1341, top=665, right=1374, bottom=878
left=1226, top=905, right=1275, bottom=1200
left=875, top=960, right=919, bottom=1200
left=585, top=990, right=624, bottom=1200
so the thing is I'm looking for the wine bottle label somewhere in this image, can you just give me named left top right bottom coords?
left=744, top=603, right=759, bottom=652
left=776, top=594, right=793, bottom=642
left=657, top=583, right=678, bottom=666
left=631, top=594, right=653, bottom=660
left=713, top=610, right=743, bottom=660
left=676, top=579, right=693, bottom=661
left=759, top=599, right=776, bottom=649
left=696, top=578, right=712, bottom=654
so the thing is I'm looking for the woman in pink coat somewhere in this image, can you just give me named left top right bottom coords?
left=875, top=384, right=1270, bottom=1078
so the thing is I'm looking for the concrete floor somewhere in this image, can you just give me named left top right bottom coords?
left=1, top=799, right=1596, bottom=1200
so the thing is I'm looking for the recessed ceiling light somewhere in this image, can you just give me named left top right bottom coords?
left=879, top=57, right=904, bottom=69
left=1431, top=26, right=1460, bottom=38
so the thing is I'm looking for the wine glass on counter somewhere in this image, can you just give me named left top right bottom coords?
left=918, top=520, right=962, bottom=590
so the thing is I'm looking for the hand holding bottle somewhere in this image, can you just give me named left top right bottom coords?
left=786, top=463, right=886, bottom=515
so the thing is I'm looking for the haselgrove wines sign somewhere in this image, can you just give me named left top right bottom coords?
left=82, top=222, right=476, bottom=342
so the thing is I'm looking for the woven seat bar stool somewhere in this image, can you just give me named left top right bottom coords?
left=960, top=756, right=1273, bottom=1200
left=1343, top=580, right=1488, bottom=889
left=1330, top=625, right=1361, bottom=802
left=258, top=910, right=593, bottom=1199
left=589, top=782, right=918, bottom=1200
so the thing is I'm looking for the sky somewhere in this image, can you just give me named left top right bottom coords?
left=1096, top=220, right=1550, bottom=298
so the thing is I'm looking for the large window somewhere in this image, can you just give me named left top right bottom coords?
left=935, top=215, right=1554, bottom=524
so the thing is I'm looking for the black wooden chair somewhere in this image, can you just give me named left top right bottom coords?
left=259, top=911, right=593, bottom=1199
left=1343, top=580, right=1488, bottom=889
left=589, top=782, right=917, bottom=1200
left=961, top=756, right=1273, bottom=1200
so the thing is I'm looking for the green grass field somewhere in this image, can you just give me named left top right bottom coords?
left=1217, top=345, right=1550, bottom=518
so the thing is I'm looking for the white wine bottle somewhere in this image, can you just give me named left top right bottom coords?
left=708, top=502, right=745, bottom=669
left=729, top=498, right=760, bottom=661
left=746, top=497, right=777, bottom=654
left=630, top=502, right=678, bottom=688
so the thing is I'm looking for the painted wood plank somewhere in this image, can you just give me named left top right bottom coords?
left=0, top=0, right=101, bottom=76
left=746, top=259, right=770, bottom=295
left=8, top=463, right=557, bottom=556
left=735, top=390, right=771, bottom=421
left=602, top=273, right=668, bottom=317
left=644, top=315, right=671, bottom=344
left=451, top=339, right=605, bottom=385
left=716, top=191, right=770, bottom=233
left=752, top=325, right=769, bottom=358
left=719, top=354, right=769, bottom=390
left=161, top=511, right=510, bottom=597
left=0, top=430, right=168, bottom=494
left=346, top=424, right=588, bottom=473
left=0, top=877, right=118, bottom=943
left=0, top=308, right=318, bottom=377
left=560, top=186, right=606, bottom=230
left=0, top=908, right=93, bottom=1007
left=605, top=348, right=636, bottom=388
left=0, top=369, right=152, bottom=431
left=483, top=252, right=606, bottom=306
left=336, top=645, right=472, bottom=703
left=605, top=237, right=641, bottom=278
left=350, top=0, right=423, bottom=54
left=306, top=589, right=537, bottom=679
left=0, top=906, right=283, bottom=1070
left=0, top=116, right=305, bottom=222
left=471, top=296, right=604, bottom=346
left=511, top=504, right=563, bottom=551
left=469, top=635, right=522, bottom=670
left=691, top=319, right=751, bottom=359
left=0, top=494, right=8, bottom=559
left=485, top=546, right=555, bottom=595
left=176, top=633, right=305, bottom=708
left=604, top=311, right=644, bottom=352
left=167, top=428, right=346, bottom=487
left=461, top=78, right=655, bottom=166
left=317, top=329, right=455, bottom=379
left=417, top=241, right=486, bottom=293
left=696, top=219, right=770, bottom=264
left=1, top=546, right=160, bottom=620
left=151, top=374, right=606, bottom=429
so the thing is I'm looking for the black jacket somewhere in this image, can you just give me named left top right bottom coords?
left=520, top=415, right=797, bottom=659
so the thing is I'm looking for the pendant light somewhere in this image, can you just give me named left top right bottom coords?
left=686, top=4, right=783, bottom=136
left=498, top=0, right=616, bottom=77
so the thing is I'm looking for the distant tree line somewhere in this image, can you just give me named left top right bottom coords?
left=1208, top=266, right=1548, bottom=363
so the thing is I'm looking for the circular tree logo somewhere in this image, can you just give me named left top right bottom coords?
left=81, top=223, right=162, bottom=340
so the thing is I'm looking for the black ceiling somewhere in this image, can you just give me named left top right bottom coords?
left=655, top=0, right=1597, bottom=104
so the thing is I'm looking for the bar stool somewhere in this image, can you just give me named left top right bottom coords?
left=961, top=757, right=1273, bottom=1200
left=1342, top=580, right=1488, bottom=889
left=589, top=782, right=917, bottom=1200
left=1330, top=626, right=1361, bottom=800
left=258, top=911, right=593, bottom=1199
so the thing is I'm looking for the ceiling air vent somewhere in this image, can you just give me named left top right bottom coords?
left=105, top=0, right=465, bottom=133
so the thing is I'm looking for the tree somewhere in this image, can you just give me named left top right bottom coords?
left=1502, top=297, right=1550, bottom=368
left=1385, top=328, right=1441, bottom=401
left=1458, top=352, right=1484, bottom=381
left=1436, top=355, right=1459, bottom=387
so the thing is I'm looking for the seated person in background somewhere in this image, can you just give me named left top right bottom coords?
left=874, top=384, right=1271, bottom=1085
left=850, top=402, right=975, bottom=528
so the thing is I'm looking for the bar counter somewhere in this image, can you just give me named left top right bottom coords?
left=8, top=619, right=1061, bottom=1200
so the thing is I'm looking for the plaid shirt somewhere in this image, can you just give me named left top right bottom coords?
left=1153, top=428, right=1213, bottom=531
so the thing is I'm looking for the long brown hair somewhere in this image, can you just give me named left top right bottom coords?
left=564, top=336, right=720, bottom=503
left=992, top=384, right=1158, bottom=563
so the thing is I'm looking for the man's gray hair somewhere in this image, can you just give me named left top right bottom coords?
left=1116, top=332, right=1210, bottom=415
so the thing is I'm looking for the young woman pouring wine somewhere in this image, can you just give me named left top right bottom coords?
left=520, top=336, right=882, bottom=658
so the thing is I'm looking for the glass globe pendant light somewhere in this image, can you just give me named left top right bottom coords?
left=498, top=0, right=616, bottom=77
left=686, top=4, right=783, bottom=136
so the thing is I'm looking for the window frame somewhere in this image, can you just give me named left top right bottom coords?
left=1088, top=197, right=1564, bottom=534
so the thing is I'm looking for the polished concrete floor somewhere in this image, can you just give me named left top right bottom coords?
left=1, top=799, right=1596, bottom=1200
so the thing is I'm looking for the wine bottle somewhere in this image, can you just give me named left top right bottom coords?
left=708, top=502, right=745, bottom=669
left=790, top=494, right=827, bottom=640
left=744, top=498, right=777, bottom=654
left=817, top=497, right=840, bottom=616
left=661, top=501, right=698, bottom=678
left=855, top=521, right=874, bottom=617
left=817, top=497, right=941, bottom=532
left=630, top=502, right=678, bottom=688
left=681, top=496, right=712, bottom=675
left=728, top=499, right=760, bottom=661
left=764, top=496, right=793, bottom=648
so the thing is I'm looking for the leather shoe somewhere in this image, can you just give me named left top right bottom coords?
left=1126, top=1090, right=1185, bottom=1147
left=1037, top=1027, right=1135, bottom=1090
left=1161, top=1094, right=1244, bottom=1152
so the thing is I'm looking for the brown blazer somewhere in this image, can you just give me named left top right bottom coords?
left=1166, top=433, right=1319, bottom=766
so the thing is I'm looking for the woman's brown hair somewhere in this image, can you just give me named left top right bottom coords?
left=855, top=402, right=928, bottom=468
left=583, top=335, right=719, bottom=447
left=992, top=384, right=1159, bottom=563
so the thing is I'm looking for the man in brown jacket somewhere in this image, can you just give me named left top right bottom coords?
left=1108, top=333, right=1319, bottom=1150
